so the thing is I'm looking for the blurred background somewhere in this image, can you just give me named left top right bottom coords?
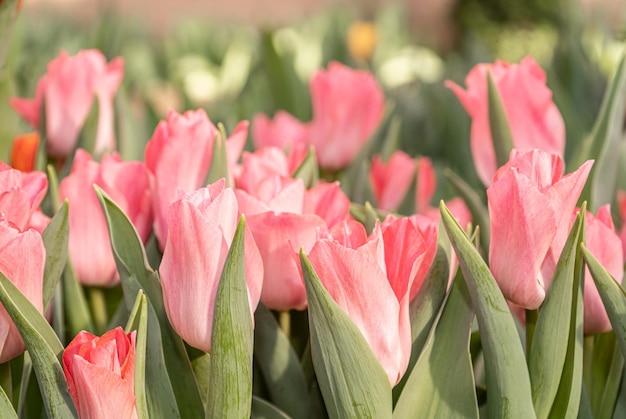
left=1, top=0, right=625, bottom=192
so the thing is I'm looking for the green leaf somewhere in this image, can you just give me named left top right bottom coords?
left=393, top=274, right=478, bottom=418
left=596, top=340, right=624, bottom=419
left=251, top=396, right=291, bottom=419
left=254, top=304, right=310, bottom=418
left=582, top=245, right=626, bottom=361
left=0, top=383, right=17, bottom=419
left=439, top=201, right=535, bottom=418
left=41, top=201, right=69, bottom=310
left=94, top=187, right=204, bottom=418
left=207, top=216, right=254, bottom=418
left=529, top=211, right=585, bottom=418
left=0, top=0, right=19, bottom=68
left=62, top=263, right=95, bottom=337
left=0, top=273, right=77, bottom=418
left=292, top=146, right=319, bottom=189
left=487, top=71, right=514, bottom=168
left=300, top=250, right=393, bottom=419
left=125, top=290, right=150, bottom=419
left=205, top=124, right=230, bottom=186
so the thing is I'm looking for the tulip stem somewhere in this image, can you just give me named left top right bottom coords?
left=88, top=287, right=108, bottom=334
left=525, top=309, right=538, bottom=358
left=279, top=311, right=291, bottom=337
left=0, top=362, right=11, bottom=402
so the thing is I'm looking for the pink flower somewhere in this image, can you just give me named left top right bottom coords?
left=62, top=327, right=137, bottom=419
left=307, top=62, right=385, bottom=170
left=307, top=220, right=412, bottom=385
left=159, top=180, right=263, bottom=352
left=59, top=149, right=152, bottom=286
left=303, top=181, right=351, bottom=228
left=582, top=205, right=624, bottom=334
left=0, top=219, right=45, bottom=363
left=0, top=162, right=48, bottom=231
left=370, top=151, right=415, bottom=212
left=414, top=157, right=437, bottom=215
left=10, top=49, right=124, bottom=158
left=446, top=57, right=565, bottom=186
left=487, top=149, right=593, bottom=309
left=252, top=111, right=309, bottom=151
left=618, top=190, right=626, bottom=262
left=144, top=109, right=247, bottom=249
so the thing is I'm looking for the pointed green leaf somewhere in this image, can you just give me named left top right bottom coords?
left=254, top=304, right=310, bottom=418
left=487, top=71, right=514, bottom=168
left=62, top=263, right=94, bottom=337
left=300, top=250, right=393, bottom=419
left=251, top=396, right=291, bottom=419
left=94, top=186, right=204, bottom=418
left=582, top=245, right=626, bottom=360
left=42, top=201, right=69, bottom=310
left=0, top=273, right=77, bottom=418
left=440, top=201, right=535, bottom=418
left=529, top=211, right=585, bottom=418
left=596, top=342, right=624, bottom=419
left=292, top=146, right=319, bottom=188
left=0, top=383, right=17, bottom=419
left=207, top=216, right=254, bottom=418
left=206, top=125, right=230, bottom=186
left=393, top=274, right=478, bottom=418
left=125, top=290, right=149, bottom=419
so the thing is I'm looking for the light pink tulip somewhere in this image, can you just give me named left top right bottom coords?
left=582, top=205, right=624, bottom=334
left=145, top=109, right=247, bottom=249
left=59, top=149, right=152, bottom=286
left=0, top=162, right=47, bottom=231
left=446, top=57, right=565, bottom=186
left=62, top=328, right=137, bottom=419
left=0, top=218, right=45, bottom=363
left=618, top=190, right=626, bottom=261
left=487, top=149, right=593, bottom=309
left=303, top=181, right=351, bottom=228
left=10, top=49, right=124, bottom=158
left=252, top=111, right=309, bottom=151
left=307, top=62, right=385, bottom=170
left=370, top=151, right=415, bottom=212
left=160, top=180, right=263, bottom=352
left=307, top=220, right=412, bottom=385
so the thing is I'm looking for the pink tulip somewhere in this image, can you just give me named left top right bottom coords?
left=582, top=205, right=624, bottom=334
left=303, top=181, right=351, bottom=228
left=618, top=190, right=626, bottom=262
left=62, top=327, right=137, bottom=419
left=160, top=180, right=263, bottom=352
left=0, top=218, right=45, bottom=363
left=487, top=149, right=593, bottom=309
left=145, top=109, right=247, bottom=249
left=446, top=57, right=565, bottom=186
left=252, top=111, right=309, bottom=151
left=0, top=162, right=48, bottom=231
left=414, top=157, right=437, bottom=215
left=307, top=220, right=412, bottom=385
left=370, top=151, right=415, bottom=211
left=10, top=49, right=124, bottom=158
left=59, top=149, right=152, bottom=286
left=307, top=62, right=385, bottom=170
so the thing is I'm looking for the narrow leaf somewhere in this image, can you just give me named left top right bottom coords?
left=300, top=250, right=393, bottom=419
left=251, top=396, right=291, bottom=419
left=0, top=384, right=17, bottom=419
left=487, top=71, right=514, bottom=168
left=42, top=201, right=69, bottom=310
left=62, top=263, right=94, bottom=336
left=292, top=146, right=319, bottom=188
left=125, top=290, right=150, bottom=419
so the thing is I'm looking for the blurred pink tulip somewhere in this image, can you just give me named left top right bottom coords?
left=307, top=220, right=412, bottom=385
left=487, top=149, right=593, bottom=309
left=370, top=151, right=415, bottom=212
left=63, top=327, right=137, bottom=419
left=446, top=57, right=565, bottom=186
left=582, top=205, right=624, bottom=334
left=308, top=62, right=385, bottom=170
left=59, top=149, right=152, bottom=286
left=10, top=49, right=124, bottom=158
left=0, top=219, right=45, bottom=363
left=618, top=190, right=626, bottom=261
left=160, top=180, right=263, bottom=352
left=414, top=157, right=437, bottom=215
left=252, top=111, right=309, bottom=151
left=0, top=162, right=47, bottom=231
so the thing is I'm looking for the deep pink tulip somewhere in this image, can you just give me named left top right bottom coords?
left=307, top=220, right=412, bottom=385
left=0, top=162, right=47, bottom=231
left=370, top=151, right=416, bottom=212
left=582, top=205, right=624, bottom=334
left=252, top=111, right=309, bottom=151
left=10, top=49, right=124, bottom=158
left=307, top=62, right=385, bottom=170
left=59, top=149, right=152, bottom=286
left=0, top=219, right=45, bottom=363
left=63, top=328, right=137, bottom=419
left=145, top=109, right=247, bottom=249
left=487, top=149, right=593, bottom=309
left=160, top=180, right=263, bottom=352
left=446, top=57, right=565, bottom=186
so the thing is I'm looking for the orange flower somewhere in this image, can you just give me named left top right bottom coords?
left=10, top=132, right=39, bottom=172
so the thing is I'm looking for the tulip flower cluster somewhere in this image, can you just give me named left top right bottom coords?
left=0, top=40, right=625, bottom=419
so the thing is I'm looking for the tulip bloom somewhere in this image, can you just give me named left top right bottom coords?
left=307, top=220, right=413, bottom=385
left=10, top=49, right=124, bottom=158
left=446, top=57, right=565, bottom=186
left=59, top=149, right=152, bottom=286
left=618, top=190, right=626, bottom=262
left=0, top=219, right=45, bottom=363
left=487, top=149, right=593, bottom=309
left=144, top=109, right=248, bottom=249
left=62, top=328, right=137, bottom=419
left=370, top=151, right=416, bottom=212
left=160, top=180, right=263, bottom=352
left=10, top=132, right=40, bottom=172
left=252, top=111, right=309, bottom=152
left=0, top=161, right=48, bottom=231
left=582, top=205, right=624, bottom=334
